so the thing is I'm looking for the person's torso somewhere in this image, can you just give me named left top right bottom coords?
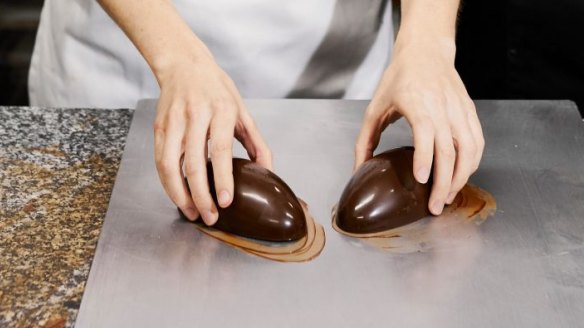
left=29, top=0, right=393, bottom=108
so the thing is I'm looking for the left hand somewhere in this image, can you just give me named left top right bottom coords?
left=354, top=37, right=484, bottom=215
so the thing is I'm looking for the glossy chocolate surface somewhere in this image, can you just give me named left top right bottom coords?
left=335, top=147, right=431, bottom=233
left=181, top=158, right=307, bottom=242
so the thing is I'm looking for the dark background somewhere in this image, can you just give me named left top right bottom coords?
left=1, top=0, right=583, bottom=116
left=456, top=0, right=584, bottom=116
left=0, top=0, right=41, bottom=106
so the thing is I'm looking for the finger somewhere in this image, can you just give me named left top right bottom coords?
left=155, top=114, right=199, bottom=221
left=184, top=110, right=218, bottom=225
left=210, top=110, right=236, bottom=208
left=404, top=113, right=434, bottom=184
left=453, top=82, right=484, bottom=172
left=429, top=128, right=456, bottom=215
left=237, top=108, right=273, bottom=170
left=234, top=129, right=255, bottom=160
left=154, top=98, right=170, bottom=171
left=397, top=94, right=435, bottom=184
left=447, top=118, right=477, bottom=204
left=465, top=100, right=485, bottom=171
left=354, top=109, right=383, bottom=171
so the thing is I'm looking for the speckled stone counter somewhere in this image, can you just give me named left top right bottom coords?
left=0, top=107, right=133, bottom=327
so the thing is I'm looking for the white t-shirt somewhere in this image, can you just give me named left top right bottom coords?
left=29, top=0, right=393, bottom=108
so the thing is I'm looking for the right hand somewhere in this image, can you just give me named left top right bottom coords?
left=153, top=56, right=272, bottom=225
left=354, top=37, right=484, bottom=216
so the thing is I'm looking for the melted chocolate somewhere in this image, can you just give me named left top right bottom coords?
left=180, top=158, right=307, bottom=242
left=333, top=183, right=496, bottom=253
left=197, top=201, right=326, bottom=262
left=335, top=146, right=431, bottom=234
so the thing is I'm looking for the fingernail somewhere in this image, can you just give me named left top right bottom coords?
left=431, top=200, right=444, bottom=215
left=182, top=208, right=199, bottom=221
left=218, top=190, right=231, bottom=208
left=201, top=210, right=217, bottom=226
left=416, top=167, right=430, bottom=184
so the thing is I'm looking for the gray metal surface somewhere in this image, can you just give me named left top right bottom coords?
left=76, top=100, right=584, bottom=328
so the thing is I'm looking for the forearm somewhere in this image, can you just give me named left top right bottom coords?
left=395, top=0, right=460, bottom=56
left=97, top=0, right=213, bottom=82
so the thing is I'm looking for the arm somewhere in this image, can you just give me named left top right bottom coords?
left=355, top=0, right=484, bottom=215
left=98, top=0, right=272, bottom=224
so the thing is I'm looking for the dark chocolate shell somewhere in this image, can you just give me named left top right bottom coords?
left=335, top=146, right=431, bottom=234
left=181, top=158, right=307, bottom=242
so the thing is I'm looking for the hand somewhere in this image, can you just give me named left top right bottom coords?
left=354, top=38, right=484, bottom=215
left=153, top=56, right=272, bottom=225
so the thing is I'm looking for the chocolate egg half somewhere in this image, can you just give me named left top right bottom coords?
left=181, top=158, right=307, bottom=242
left=335, top=146, right=431, bottom=234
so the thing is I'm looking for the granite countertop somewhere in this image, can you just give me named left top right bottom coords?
left=0, top=106, right=133, bottom=327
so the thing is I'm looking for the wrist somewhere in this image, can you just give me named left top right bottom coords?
left=149, top=39, right=215, bottom=85
left=393, top=33, right=457, bottom=63
left=394, top=0, right=459, bottom=62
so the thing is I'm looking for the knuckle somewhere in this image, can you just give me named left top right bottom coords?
left=438, top=183, right=452, bottom=196
left=213, top=173, right=233, bottom=188
left=354, top=142, right=370, bottom=155
left=467, top=144, right=478, bottom=158
left=433, top=185, right=451, bottom=199
left=466, top=100, right=477, bottom=112
left=466, top=106, right=482, bottom=122
left=191, top=193, right=212, bottom=209
left=210, top=98, right=235, bottom=112
left=211, top=141, right=232, bottom=155
left=449, top=185, right=465, bottom=198
left=218, top=114, right=238, bottom=128
left=392, top=94, right=407, bottom=108
left=459, top=137, right=477, bottom=156
left=255, top=146, right=272, bottom=165
left=363, top=108, right=378, bottom=121
left=364, top=103, right=389, bottom=122
left=472, top=164, right=480, bottom=173
left=475, top=158, right=483, bottom=171
left=453, top=172, right=470, bottom=186
left=454, top=178, right=469, bottom=191
left=475, top=162, right=482, bottom=172
left=412, top=113, right=431, bottom=126
left=437, top=144, right=455, bottom=160
left=185, top=104, right=205, bottom=122
left=425, top=91, right=446, bottom=107
left=183, top=161, right=200, bottom=177
left=176, top=201, right=192, bottom=211
left=153, top=120, right=165, bottom=133
left=477, top=135, right=486, bottom=151
left=156, top=158, right=175, bottom=174
left=247, top=120, right=258, bottom=131
left=243, top=115, right=257, bottom=129
left=413, top=116, right=435, bottom=135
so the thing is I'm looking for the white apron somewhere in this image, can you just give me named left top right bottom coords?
left=29, top=0, right=393, bottom=108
